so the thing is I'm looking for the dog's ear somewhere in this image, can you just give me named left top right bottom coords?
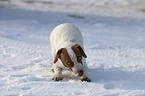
left=73, top=44, right=87, bottom=58
left=53, top=48, right=64, bottom=63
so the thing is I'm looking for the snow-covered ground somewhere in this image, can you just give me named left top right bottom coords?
left=0, top=0, right=145, bottom=96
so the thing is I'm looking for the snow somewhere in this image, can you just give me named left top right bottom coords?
left=0, top=0, right=145, bottom=96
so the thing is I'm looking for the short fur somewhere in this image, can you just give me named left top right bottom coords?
left=50, top=23, right=91, bottom=82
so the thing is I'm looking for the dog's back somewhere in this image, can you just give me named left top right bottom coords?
left=50, top=23, right=83, bottom=49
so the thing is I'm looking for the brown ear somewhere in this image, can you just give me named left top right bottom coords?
left=73, top=44, right=87, bottom=58
left=53, top=48, right=64, bottom=63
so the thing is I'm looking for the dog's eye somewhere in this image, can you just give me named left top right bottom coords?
left=77, top=56, right=82, bottom=60
left=66, top=61, right=71, bottom=65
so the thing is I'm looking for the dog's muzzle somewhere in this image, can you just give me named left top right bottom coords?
left=78, top=70, right=84, bottom=77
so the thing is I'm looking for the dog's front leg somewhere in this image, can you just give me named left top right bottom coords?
left=81, top=66, right=91, bottom=82
left=52, top=67, right=63, bottom=81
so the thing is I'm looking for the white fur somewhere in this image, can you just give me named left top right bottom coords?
left=50, top=23, right=88, bottom=79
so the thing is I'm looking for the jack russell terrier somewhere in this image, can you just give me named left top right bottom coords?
left=50, top=23, right=91, bottom=82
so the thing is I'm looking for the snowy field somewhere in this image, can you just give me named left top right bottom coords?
left=0, top=0, right=145, bottom=96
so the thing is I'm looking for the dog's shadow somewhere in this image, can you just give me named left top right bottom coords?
left=88, top=68, right=145, bottom=90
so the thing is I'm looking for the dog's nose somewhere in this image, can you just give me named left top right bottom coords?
left=78, top=70, right=83, bottom=77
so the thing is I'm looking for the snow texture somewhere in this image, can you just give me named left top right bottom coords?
left=0, top=0, right=145, bottom=96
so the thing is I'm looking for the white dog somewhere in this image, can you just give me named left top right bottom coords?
left=50, top=23, right=91, bottom=82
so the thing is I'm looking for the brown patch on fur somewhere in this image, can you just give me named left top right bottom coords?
left=72, top=44, right=87, bottom=58
left=53, top=48, right=74, bottom=70
left=53, top=48, right=63, bottom=63
left=72, top=45, right=83, bottom=64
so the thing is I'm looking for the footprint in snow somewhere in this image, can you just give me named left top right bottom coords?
left=19, top=76, right=48, bottom=83
left=21, top=86, right=31, bottom=90
left=3, top=95, right=18, bottom=96
left=0, top=64, right=5, bottom=68
left=11, top=74, right=29, bottom=77
left=31, top=58, right=43, bottom=63
left=12, top=65, right=27, bottom=70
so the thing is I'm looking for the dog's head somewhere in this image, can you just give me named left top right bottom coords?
left=53, top=44, right=87, bottom=77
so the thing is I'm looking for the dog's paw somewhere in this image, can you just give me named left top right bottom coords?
left=52, top=76, right=63, bottom=81
left=81, top=77, right=91, bottom=82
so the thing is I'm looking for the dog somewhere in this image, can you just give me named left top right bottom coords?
left=50, top=23, right=91, bottom=82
